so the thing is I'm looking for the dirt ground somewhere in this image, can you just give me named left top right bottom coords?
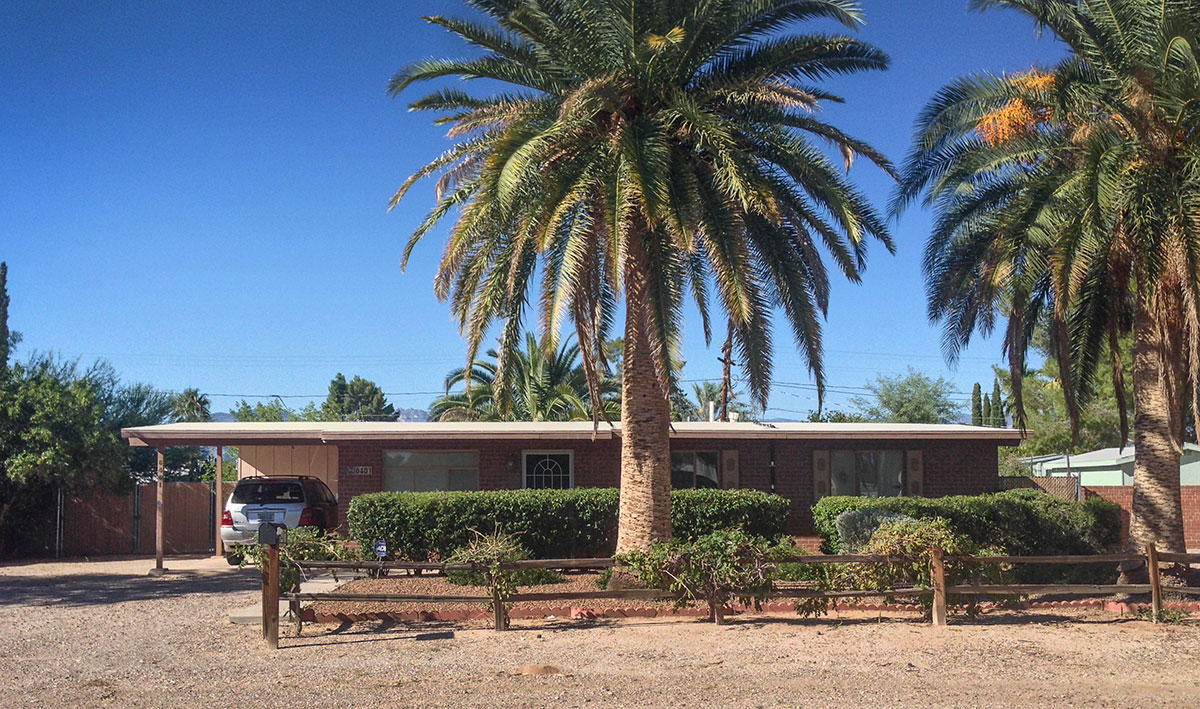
left=2, top=556, right=1200, bottom=708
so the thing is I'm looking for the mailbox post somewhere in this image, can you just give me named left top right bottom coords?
left=259, top=522, right=286, bottom=650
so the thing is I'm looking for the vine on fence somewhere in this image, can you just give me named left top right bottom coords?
left=240, top=527, right=360, bottom=593
left=446, top=529, right=531, bottom=629
left=619, top=529, right=776, bottom=624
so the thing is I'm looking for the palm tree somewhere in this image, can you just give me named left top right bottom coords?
left=392, top=0, right=893, bottom=552
left=894, top=0, right=1200, bottom=563
left=431, top=332, right=618, bottom=422
left=170, top=388, right=212, bottom=423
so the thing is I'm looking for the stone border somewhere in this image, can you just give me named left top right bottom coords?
left=298, top=599, right=1200, bottom=624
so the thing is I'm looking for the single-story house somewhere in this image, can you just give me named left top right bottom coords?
left=1031, top=443, right=1200, bottom=487
left=121, top=421, right=1023, bottom=537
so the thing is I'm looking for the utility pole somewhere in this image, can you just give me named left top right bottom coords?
left=718, top=322, right=735, bottom=422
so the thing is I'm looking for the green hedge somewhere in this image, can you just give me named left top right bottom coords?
left=347, top=488, right=791, bottom=561
left=812, top=489, right=1124, bottom=583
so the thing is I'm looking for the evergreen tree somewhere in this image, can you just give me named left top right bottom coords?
left=990, top=379, right=1004, bottom=428
left=982, top=394, right=992, bottom=427
left=0, top=262, right=19, bottom=370
left=971, top=383, right=983, bottom=426
left=321, top=373, right=397, bottom=421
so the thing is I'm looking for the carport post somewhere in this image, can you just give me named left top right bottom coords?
left=214, top=445, right=224, bottom=558
left=148, top=447, right=166, bottom=577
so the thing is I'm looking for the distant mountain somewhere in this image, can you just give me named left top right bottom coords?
left=212, top=412, right=236, bottom=423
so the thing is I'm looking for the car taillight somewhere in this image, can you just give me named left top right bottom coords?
left=221, top=510, right=233, bottom=526
left=298, top=508, right=317, bottom=526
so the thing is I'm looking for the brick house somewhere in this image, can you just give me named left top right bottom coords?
left=122, top=421, right=1022, bottom=536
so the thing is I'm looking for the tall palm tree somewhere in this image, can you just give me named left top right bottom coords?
left=895, top=0, right=1200, bottom=563
left=431, top=332, right=618, bottom=421
left=392, top=0, right=893, bottom=552
left=170, top=387, right=212, bottom=423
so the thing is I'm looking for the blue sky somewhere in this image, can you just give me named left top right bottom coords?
left=1, top=1, right=1064, bottom=418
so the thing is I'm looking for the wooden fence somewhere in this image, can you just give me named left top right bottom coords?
left=56, top=482, right=222, bottom=556
left=252, top=546, right=1200, bottom=647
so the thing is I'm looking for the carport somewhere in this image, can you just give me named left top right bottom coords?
left=120, top=423, right=335, bottom=574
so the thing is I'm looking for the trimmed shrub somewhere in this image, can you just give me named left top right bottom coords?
left=670, top=488, right=791, bottom=541
left=347, top=487, right=791, bottom=561
left=834, top=508, right=914, bottom=552
left=812, top=489, right=1123, bottom=583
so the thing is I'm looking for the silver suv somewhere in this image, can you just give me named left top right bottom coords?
left=221, top=476, right=338, bottom=562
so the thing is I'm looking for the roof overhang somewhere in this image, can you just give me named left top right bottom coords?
left=121, top=421, right=1025, bottom=447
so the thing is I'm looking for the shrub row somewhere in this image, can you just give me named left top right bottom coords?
left=347, top=487, right=791, bottom=561
left=812, top=489, right=1123, bottom=583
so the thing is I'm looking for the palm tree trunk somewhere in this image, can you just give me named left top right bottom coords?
left=614, top=234, right=672, bottom=555
left=1126, top=288, right=1187, bottom=569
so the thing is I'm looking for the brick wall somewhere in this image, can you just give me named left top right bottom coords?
left=333, top=436, right=1006, bottom=536
left=1085, top=485, right=1200, bottom=550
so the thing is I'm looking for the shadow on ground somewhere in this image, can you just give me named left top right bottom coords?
left=0, top=566, right=260, bottom=607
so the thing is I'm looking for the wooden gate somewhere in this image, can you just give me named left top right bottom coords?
left=60, top=482, right=224, bottom=556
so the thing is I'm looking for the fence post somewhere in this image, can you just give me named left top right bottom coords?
left=930, top=546, right=947, bottom=627
left=290, top=596, right=302, bottom=637
left=1146, top=543, right=1162, bottom=623
left=264, top=543, right=280, bottom=649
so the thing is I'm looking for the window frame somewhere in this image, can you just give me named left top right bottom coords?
left=670, top=450, right=721, bottom=489
left=521, top=449, right=575, bottom=490
left=381, top=449, right=481, bottom=492
left=829, top=448, right=906, bottom=498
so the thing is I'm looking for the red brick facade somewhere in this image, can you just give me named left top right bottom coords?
left=1084, top=485, right=1200, bottom=549
left=332, top=435, right=1007, bottom=535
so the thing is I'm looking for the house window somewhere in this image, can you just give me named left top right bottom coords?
left=523, top=451, right=573, bottom=489
left=830, top=450, right=903, bottom=497
left=671, top=451, right=720, bottom=489
left=382, top=451, right=479, bottom=492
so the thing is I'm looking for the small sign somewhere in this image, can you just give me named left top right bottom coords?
left=346, top=465, right=372, bottom=476
left=373, top=540, right=387, bottom=559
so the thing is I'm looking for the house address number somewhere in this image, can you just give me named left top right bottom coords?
left=346, top=465, right=372, bottom=476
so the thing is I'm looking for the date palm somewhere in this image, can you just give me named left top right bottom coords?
left=895, top=0, right=1200, bottom=562
left=392, top=0, right=893, bottom=552
left=170, top=387, right=212, bottom=423
left=430, top=332, right=617, bottom=421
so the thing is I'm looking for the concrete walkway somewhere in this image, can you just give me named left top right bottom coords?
left=227, top=571, right=359, bottom=625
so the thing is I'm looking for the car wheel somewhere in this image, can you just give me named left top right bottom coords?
left=225, top=551, right=243, bottom=566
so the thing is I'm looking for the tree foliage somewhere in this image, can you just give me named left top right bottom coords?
left=0, top=262, right=18, bottom=370
left=170, top=387, right=212, bottom=423
left=321, top=373, right=398, bottom=421
left=0, top=357, right=127, bottom=554
left=850, top=366, right=962, bottom=423
left=996, top=331, right=1134, bottom=474
left=894, top=0, right=1200, bottom=447
left=390, top=0, right=893, bottom=415
left=430, top=332, right=617, bottom=421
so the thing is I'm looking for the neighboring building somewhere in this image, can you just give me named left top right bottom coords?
left=1014, top=443, right=1200, bottom=550
left=121, top=421, right=1022, bottom=536
left=1032, top=443, right=1200, bottom=487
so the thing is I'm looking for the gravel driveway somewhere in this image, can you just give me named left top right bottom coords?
left=2, top=556, right=1199, bottom=708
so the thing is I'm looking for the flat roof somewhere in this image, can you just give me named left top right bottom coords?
left=121, top=420, right=1024, bottom=446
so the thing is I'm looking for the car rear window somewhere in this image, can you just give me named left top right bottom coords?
left=231, top=481, right=305, bottom=504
